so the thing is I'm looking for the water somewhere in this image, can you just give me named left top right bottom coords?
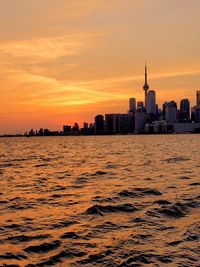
left=0, top=135, right=200, bottom=267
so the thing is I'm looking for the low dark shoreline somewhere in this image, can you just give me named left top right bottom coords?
left=1, top=132, right=200, bottom=138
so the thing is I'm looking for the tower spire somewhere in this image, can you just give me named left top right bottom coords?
left=143, top=61, right=149, bottom=108
left=145, top=61, right=148, bottom=85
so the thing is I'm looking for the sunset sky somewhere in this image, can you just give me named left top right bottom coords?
left=1, top=0, right=200, bottom=134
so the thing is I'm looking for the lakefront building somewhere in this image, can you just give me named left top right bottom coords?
left=197, top=90, right=200, bottom=107
left=165, top=102, right=177, bottom=123
left=179, top=99, right=190, bottom=121
left=146, top=90, right=156, bottom=115
left=129, top=98, right=136, bottom=113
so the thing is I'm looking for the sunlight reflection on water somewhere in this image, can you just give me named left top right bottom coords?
left=0, top=135, right=200, bottom=266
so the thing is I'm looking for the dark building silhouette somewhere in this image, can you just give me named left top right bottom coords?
left=180, top=98, right=190, bottom=120
left=137, top=101, right=144, bottom=109
left=165, top=101, right=177, bottom=123
left=163, top=101, right=177, bottom=120
left=196, top=108, right=200, bottom=122
left=191, top=106, right=200, bottom=123
left=135, top=108, right=146, bottom=133
left=72, top=123, right=79, bottom=135
left=105, top=113, right=135, bottom=134
left=119, top=114, right=135, bottom=133
left=83, top=122, right=88, bottom=129
left=43, top=129, right=50, bottom=136
left=95, top=115, right=104, bottom=134
left=63, top=125, right=72, bottom=135
left=105, top=114, right=119, bottom=134
left=197, top=90, right=200, bottom=107
left=129, top=98, right=136, bottom=113
left=38, top=128, right=44, bottom=135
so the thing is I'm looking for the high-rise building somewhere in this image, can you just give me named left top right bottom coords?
left=180, top=99, right=190, bottom=120
left=83, top=122, right=89, bottom=129
left=196, top=108, right=200, bottom=122
left=191, top=106, right=200, bottom=123
left=135, top=109, right=146, bottom=133
left=137, top=101, right=144, bottom=110
left=165, top=101, right=177, bottom=123
left=146, top=90, right=156, bottom=114
left=119, top=113, right=135, bottom=133
left=95, top=115, right=104, bottom=134
left=143, top=63, right=149, bottom=108
left=105, top=114, right=119, bottom=134
left=63, top=125, right=71, bottom=135
left=162, top=102, right=167, bottom=119
left=197, top=90, right=200, bottom=107
left=129, top=98, right=136, bottom=112
left=163, top=101, right=177, bottom=118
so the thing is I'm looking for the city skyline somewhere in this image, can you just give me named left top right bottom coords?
left=1, top=61, right=200, bottom=136
left=1, top=0, right=200, bottom=134
left=25, top=66, right=200, bottom=136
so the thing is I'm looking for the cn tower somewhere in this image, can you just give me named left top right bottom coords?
left=143, top=62, right=149, bottom=108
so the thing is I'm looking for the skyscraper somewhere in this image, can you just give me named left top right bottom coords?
left=135, top=109, right=146, bottom=133
left=95, top=115, right=104, bottom=134
left=137, top=101, right=144, bottom=110
left=165, top=101, right=177, bottom=123
left=180, top=99, right=190, bottom=120
left=129, top=98, right=136, bottom=112
left=197, top=90, right=200, bottom=107
left=143, top=63, right=149, bottom=108
left=146, top=90, right=156, bottom=114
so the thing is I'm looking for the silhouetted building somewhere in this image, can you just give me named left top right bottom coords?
left=80, top=123, right=94, bottom=135
left=165, top=101, right=177, bottom=123
left=129, top=98, right=136, bottom=113
left=196, top=108, right=200, bottom=123
left=197, top=90, right=200, bottom=107
left=105, top=114, right=118, bottom=134
left=105, top=113, right=135, bottom=134
left=38, top=128, right=44, bottom=135
left=29, top=129, right=35, bottom=136
left=174, top=122, right=200, bottom=133
left=180, top=99, right=190, bottom=120
left=145, top=121, right=173, bottom=134
left=191, top=106, right=196, bottom=122
left=119, top=113, right=135, bottom=133
left=72, top=123, right=79, bottom=135
left=146, top=90, right=156, bottom=114
left=191, top=106, right=200, bottom=123
left=83, top=122, right=88, bottom=129
left=95, top=115, right=104, bottom=134
left=162, top=102, right=167, bottom=119
left=43, top=129, right=50, bottom=136
left=137, top=101, right=144, bottom=110
left=63, top=125, right=72, bottom=135
left=156, top=104, right=159, bottom=116
left=135, top=109, right=146, bottom=133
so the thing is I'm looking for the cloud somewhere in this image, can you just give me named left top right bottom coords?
left=0, top=35, right=85, bottom=61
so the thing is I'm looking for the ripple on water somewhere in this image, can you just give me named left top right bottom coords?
left=118, top=188, right=162, bottom=198
left=86, top=203, right=138, bottom=216
left=5, top=234, right=51, bottom=244
left=24, top=240, right=61, bottom=254
left=0, top=135, right=200, bottom=266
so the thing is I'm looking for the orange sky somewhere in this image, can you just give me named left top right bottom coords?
left=0, top=0, right=200, bottom=134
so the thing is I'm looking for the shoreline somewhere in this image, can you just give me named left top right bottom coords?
left=1, top=132, right=200, bottom=138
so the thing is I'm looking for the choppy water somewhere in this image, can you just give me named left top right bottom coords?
left=0, top=135, right=200, bottom=267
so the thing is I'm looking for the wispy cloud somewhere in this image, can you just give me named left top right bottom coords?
left=0, top=35, right=85, bottom=61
